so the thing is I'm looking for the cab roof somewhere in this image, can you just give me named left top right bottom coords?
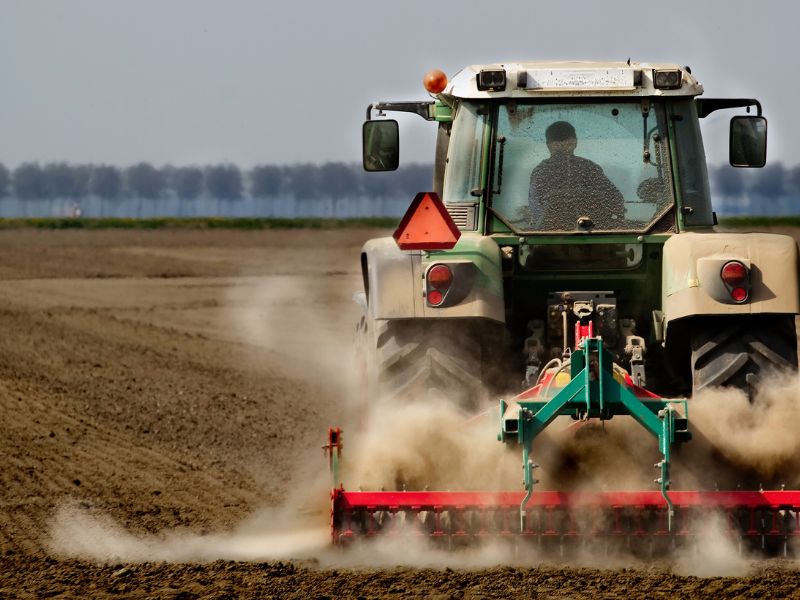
left=444, top=60, right=703, bottom=99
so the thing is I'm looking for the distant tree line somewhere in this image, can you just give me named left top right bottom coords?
left=709, top=163, right=800, bottom=199
left=0, top=162, right=433, bottom=201
left=0, top=160, right=796, bottom=207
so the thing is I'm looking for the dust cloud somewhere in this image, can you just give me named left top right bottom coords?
left=342, top=398, right=520, bottom=492
left=532, top=419, right=659, bottom=491
left=47, top=372, right=800, bottom=571
left=45, top=393, right=525, bottom=566
left=687, top=372, right=800, bottom=488
left=44, top=268, right=800, bottom=572
left=320, top=533, right=536, bottom=569
left=45, top=379, right=778, bottom=573
left=48, top=502, right=329, bottom=563
left=45, top=379, right=788, bottom=573
left=223, top=275, right=361, bottom=402
left=47, top=500, right=543, bottom=568
left=674, top=511, right=753, bottom=577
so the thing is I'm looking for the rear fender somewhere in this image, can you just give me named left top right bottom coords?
left=359, top=234, right=505, bottom=323
left=661, top=231, right=799, bottom=339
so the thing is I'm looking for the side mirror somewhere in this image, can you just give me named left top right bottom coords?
left=363, top=120, right=399, bottom=172
left=729, top=116, right=767, bottom=168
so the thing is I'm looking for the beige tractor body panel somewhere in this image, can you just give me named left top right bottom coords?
left=361, top=235, right=505, bottom=323
left=662, top=232, right=800, bottom=331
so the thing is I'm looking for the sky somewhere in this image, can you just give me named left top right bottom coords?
left=0, top=0, right=796, bottom=168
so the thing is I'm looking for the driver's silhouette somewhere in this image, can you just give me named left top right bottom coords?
left=528, top=121, right=624, bottom=229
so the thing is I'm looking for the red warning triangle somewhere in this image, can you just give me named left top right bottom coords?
left=393, top=192, right=461, bottom=250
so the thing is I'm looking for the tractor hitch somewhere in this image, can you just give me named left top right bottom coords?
left=499, top=336, right=691, bottom=532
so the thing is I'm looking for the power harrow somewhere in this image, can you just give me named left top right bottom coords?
left=326, top=326, right=800, bottom=556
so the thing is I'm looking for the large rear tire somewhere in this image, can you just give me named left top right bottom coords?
left=690, top=315, right=797, bottom=396
left=357, top=317, right=507, bottom=410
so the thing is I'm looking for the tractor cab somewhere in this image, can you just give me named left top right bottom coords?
left=365, top=61, right=765, bottom=237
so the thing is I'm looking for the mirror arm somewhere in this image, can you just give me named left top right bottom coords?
left=366, top=101, right=435, bottom=121
left=696, top=98, right=762, bottom=118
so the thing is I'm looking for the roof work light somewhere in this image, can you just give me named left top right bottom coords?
left=477, top=68, right=506, bottom=91
left=653, top=69, right=682, bottom=90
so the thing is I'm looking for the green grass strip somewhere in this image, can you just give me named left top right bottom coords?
left=718, top=216, right=800, bottom=228
left=0, top=217, right=398, bottom=230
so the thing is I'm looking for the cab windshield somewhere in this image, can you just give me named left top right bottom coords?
left=487, top=101, right=675, bottom=233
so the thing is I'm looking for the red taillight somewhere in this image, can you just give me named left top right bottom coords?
left=427, top=265, right=453, bottom=290
left=426, top=264, right=452, bottom=307
left=427, top=289, right=444, bottom=305
left=730, top=287, right=748, bottom=302
left=721, top=261, right=748, bottom=286
left=720, top=260, right=749, bottom=302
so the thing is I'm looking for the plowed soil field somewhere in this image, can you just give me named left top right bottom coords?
left=2, top=228, right=800, bottom=599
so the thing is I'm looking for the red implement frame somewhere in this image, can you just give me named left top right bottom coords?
left=332, top=489, right=800, bottom=550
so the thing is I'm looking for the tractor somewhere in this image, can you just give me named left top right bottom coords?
left=331, top=61, right=800, bottom=552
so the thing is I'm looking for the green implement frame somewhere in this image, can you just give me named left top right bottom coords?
left=498, top=337, right=691, bottom=532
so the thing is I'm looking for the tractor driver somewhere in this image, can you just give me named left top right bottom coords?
left=528, top=121, right=624, bottom=230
